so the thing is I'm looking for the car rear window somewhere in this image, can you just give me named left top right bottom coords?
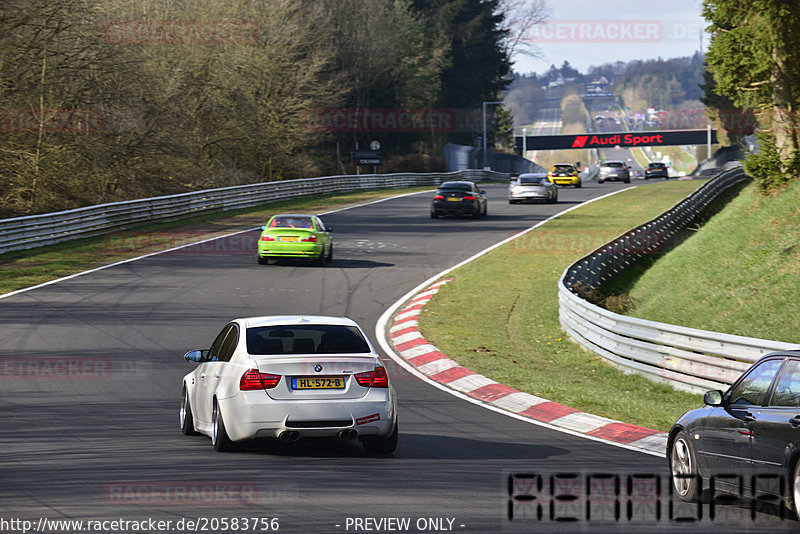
left=553, top=165, right=574, bottom=171
left=268, top=216, right=313, bottom=229
left=247, top=324, right=371, bottom=355
left=519, top=176, right=544, bottom=184
left=604, top=162, right=623, bottom=168
left=649, top=163, right=666, bottom=168
left=439, top=183, right=471, bottom=191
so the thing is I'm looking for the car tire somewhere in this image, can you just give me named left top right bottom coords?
left=326, top=244, right=333, bottom=263
left=575, top=181, right=582, bottom=189
left=670, top=431, right=701, bottom=502
left=361, top=421, right=398, bottom=454
left=598, top=179, right=605, bottom=184
left=180, top=385, right=199, bottom=436
left=472, top=206, right=481, bottom=219
left=787, top=458, right=800, bottom=519
left=508, top=200, right=516, bottom=204
left=430, top=210, right=439, bottom=219
left=482, top=204, right=487, bottom=217
left=257, top=256, right=268, bottom=265
left=211, top=400, right=233, bottom=452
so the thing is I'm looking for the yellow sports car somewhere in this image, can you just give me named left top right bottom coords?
left=547, top=164, right=581, bottom=188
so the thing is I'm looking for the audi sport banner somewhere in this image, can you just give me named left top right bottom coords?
left=516, top=130, right=716, bottom=151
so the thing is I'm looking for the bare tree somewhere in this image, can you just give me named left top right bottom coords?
left=498, top=0, right=550, bottom=60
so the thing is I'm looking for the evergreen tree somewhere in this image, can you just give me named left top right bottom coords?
left=703, top=0, right=800, bottom=191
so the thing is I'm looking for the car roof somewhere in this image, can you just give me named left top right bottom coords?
left=439, top=181, right=474, bottom=187
left=603, top=161, right=624, bottom=165
left=553, top=163, right=574, bottom=167
left=753, top=350, right=800, bottom=364
left=518, top=173, right=548, bottom=179
left=268, top=213, right=316, bottom=219
left=237, top=315, right=361, bottom=329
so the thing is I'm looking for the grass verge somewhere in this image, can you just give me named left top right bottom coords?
left=0, top=187, right=434, bottom=295
left=608, top=179, right=800, bottom=344
left=418, top=180, right=707, bottom=431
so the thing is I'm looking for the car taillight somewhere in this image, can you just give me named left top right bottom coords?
left=301, top=235, right=317, bottom=242
left=261, top=235, right=275, bottom=241
left=433, top=195, right=444, bottom=200
left=240, top=369, right=281, bottom=390
left=462, top=195, right=475, bottom=200
left=355, top=366, right=389, bottom=388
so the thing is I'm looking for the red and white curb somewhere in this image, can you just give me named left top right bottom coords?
left=389, top=279, right=669, bottom=456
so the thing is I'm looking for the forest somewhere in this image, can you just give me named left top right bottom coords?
left=0, top=0, right=533, bottom=217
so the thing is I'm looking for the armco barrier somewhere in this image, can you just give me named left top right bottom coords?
left=0, top=169, right=507, bottom=255
left=559, top=163, right=800, bottom=394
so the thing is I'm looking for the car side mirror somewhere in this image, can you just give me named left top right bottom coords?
left=480, top=190, right=487, bottom=195
left=326, top=226, right=333, bottom=232
left=703, top=390, right=724, bottom=406
left=184, top=350, right=205, bottom=363
left=260, top=225, right=266, bottom=231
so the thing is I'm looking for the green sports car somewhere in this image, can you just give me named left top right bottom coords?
left=257, top=214, right=333, bottom=266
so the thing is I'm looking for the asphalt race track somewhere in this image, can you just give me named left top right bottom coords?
left=0, top=182, right=793, bottom=533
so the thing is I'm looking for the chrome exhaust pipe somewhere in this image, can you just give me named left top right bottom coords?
left=338, top=429, right=358, bottom=440
left=279, top=431, right=301, bottom=442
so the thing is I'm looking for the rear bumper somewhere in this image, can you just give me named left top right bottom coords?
left=509, top=192, right=549, bottom=202
left=549, top=177, right=578, bottom=186
left=432, top=201, right=476, bottom=215
left=257, top=242, right=323, bottom=259
left=217, top=389, right=397, bottom=442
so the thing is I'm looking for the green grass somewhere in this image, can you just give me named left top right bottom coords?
left=0, top=187, right=433, bottom=295
left=418, top=181, right=707, bottom=431
left=611, top=179, right=800, bottom=344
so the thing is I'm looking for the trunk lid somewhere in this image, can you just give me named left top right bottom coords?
left=252, top=355, right=380, bottom=400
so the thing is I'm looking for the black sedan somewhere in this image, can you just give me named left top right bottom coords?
left=430, top=181, right=487, bottom=218
left=668, top=351, right=800, bottom=517
left=645, top=162, right=669, bottom=179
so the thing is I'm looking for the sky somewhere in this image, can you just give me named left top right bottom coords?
left=510, top=0, right=707, bottom=75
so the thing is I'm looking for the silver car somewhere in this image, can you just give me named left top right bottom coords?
left=598, top=161, right=631, bottom=183
left=508, top=173, right=558, bottom=204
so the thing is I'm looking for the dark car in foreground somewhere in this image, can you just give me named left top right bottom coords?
left=668, top=351, right=800, bottom=518
left=645, top=162, right=669, bottom=179
left=430, top=181, right=487, bottom=218
left=598, top=161, right=631, bottom=183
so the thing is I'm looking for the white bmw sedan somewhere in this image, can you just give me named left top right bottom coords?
left=180, top=315, right=398, bottom=453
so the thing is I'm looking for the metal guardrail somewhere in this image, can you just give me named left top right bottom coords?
left=559, top=163, right=800, bottom=394
left=0, top=169, right=508, bottom=255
